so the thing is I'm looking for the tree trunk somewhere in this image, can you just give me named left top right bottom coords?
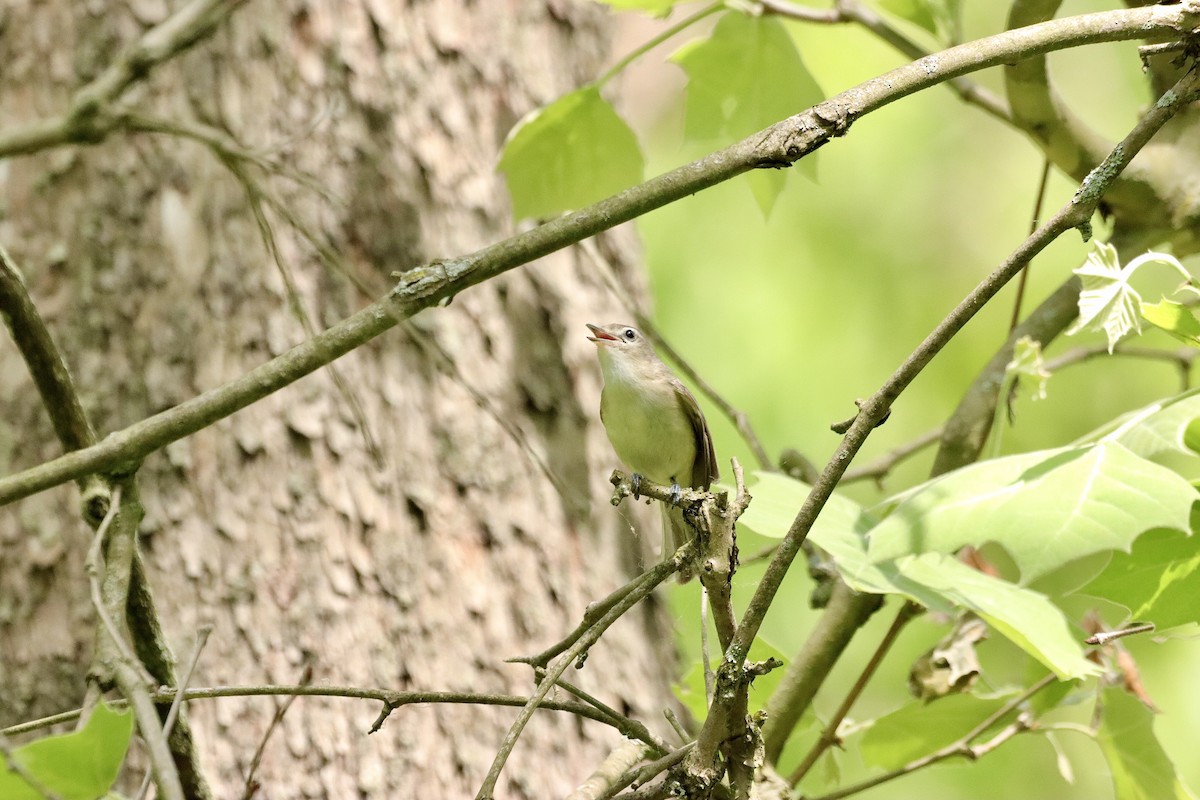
left=0, top=1, right=677, bottom=796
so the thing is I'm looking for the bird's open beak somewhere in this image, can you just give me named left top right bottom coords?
left=586, top=323, right=618, bottom=344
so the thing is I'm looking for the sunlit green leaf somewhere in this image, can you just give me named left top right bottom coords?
left=1074, top=387, right=1200, bottom=461
left=877, top=0, right=938, bottom=34
left=746, top=169, right=788, bottom=217
left=737, top=474, right=1098, bottom=677
left=1008, top=336, right=1050, bottom=401
left=1068, top=242, right=1144, bottom=351
left=498, top=85, right=643, bottom=220
left=1068, top=242, right=1192, bottom=352
left=737, top=471, right=873, bottom=541
left=896, top=555, right=1098, bottom=678
left=1097, top=688, right=1199, bottom=800
left=670, top=11, right=823, bottom=211
left=0, top=703, right=133, bottom=800
left=1141, top=300, right=1200, bottom=348
left=866, top=443, right=1196, bottom=583
left=860, top=694, right=1013, bottom=769
left=1080, top=528, right=1200, bottom=630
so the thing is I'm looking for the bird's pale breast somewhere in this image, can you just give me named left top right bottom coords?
left=599, top=371, right=697, bottom=486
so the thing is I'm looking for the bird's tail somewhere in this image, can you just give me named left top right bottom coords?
left=662, top=505, right=697, bottom=583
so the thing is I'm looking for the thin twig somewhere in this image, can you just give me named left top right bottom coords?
left=788, top=601, right=922, bottom=786
left=596, top=744, right=695, bottom=800
left=93, top=481, right=184, bottom=800
left=1009, top=158, right=1053, bottom=331
left=760, top=0, right=1010, bottom=122
left=241, top=662, right=314, bottom=800
left=1085, top=622, right=1155, bottom=646
left=840, top=427, right=943, bottom=484
left=596, top=2, right=725, bottom=88
left=0, top=244, right=97, bottom=453
left=808, top=673, right=1057, bottom=800
left=85, top=486, right=148, bottom=682
left=663, top=709, right=689, bottom=745
left=1044, top=344, right=1198, bottom=375
left=535, top=670, right=670, bottom=755
left=121, top=112, right=338, bottom=205
left=701, top=590, right=714, bottom=706
left=224, top=154, right=386, bottom=469
left=511, top=566, right=667, bottom=669
left=475, top=559, right=678, bottom=799
left=568, top=741, right=655, bottom=800
left=1, top=684, right=661, bottom=746
left=135, top=625, right=212, bottom=800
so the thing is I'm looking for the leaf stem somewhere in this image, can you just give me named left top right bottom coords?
left=595, top=2, right=726, bottom=89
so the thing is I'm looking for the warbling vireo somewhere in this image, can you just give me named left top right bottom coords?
left=587, top=323, right=719, bottom=582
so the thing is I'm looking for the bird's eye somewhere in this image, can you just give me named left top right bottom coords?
left=623, top=328, right=636, bottom=341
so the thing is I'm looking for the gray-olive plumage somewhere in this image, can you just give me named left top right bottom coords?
left=587, top=323, right=718, bottom=581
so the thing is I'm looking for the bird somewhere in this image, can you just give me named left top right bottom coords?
left=586, top=322, right=718, bottom=582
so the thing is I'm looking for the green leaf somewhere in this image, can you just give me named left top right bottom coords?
left=1067, top=242, right=1192, bottom=352
left=1097, top=688, right=1199, bottom=800
left=736, top=472, right=906, bottom=596
left=738, top=474, right=1097, bottom=677
left=1080, top=528, right=1200, bottom=630
left=0, top=702, right=133, bottom=800
left=1067, top=241, right=1145, bottom=352
left=498, top=86, right=643, bottom=220
left=866, top=442, right=1196, bottom=583
left=670, top=11, right=823, bottom=210
left=737, top=471, right=874, bottom=541
left=896, top=554, right=1098, bottom=678
left=594, top=0, right=680, bottom=15
left=1008, top=336, right=1050, bottom=401
left=1074, top=387, right=1200, bottom=461
left=1141, top=300, right=1200, bottom=348
left=877, top=0, right=938, bottom=34
left=746, top=170, right=788, bottom=217
left=860, top=694, right=1013, bottom=769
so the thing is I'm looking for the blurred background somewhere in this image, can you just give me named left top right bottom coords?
left=606, top=1, right=1200, bottom=797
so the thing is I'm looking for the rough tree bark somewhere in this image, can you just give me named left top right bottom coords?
left=0, top=1, right=678, bottom=796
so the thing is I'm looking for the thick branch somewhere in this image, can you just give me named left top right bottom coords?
left=932, top=275, right=1080, bottom=475
left=763, top=587, right=888, bottom=762
left=786, top=601, right=920, bottom=783
left=763, top=0, right=1010, bottom=122
left=476, top=559, right=677, bottom=799
left=0, top=245, right=97, bottom=453
left=760, top=582, right=882, bottom=763
left=1, top=4, right=1194, bottom=507
left=1004, top=0, right=1118, bottom=184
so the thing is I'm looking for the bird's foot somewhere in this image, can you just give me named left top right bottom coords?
left=630, top=472, right=645, bottom=500
left=669, top=482, right=682, bottom=507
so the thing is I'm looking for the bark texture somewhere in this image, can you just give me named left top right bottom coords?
left=0, top=1, right=676, bottom=796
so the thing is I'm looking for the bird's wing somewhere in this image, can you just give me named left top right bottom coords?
left=674, top=379, right=719, bottom=489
